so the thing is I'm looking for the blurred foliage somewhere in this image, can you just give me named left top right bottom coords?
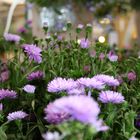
left=28, top=0, right=140, bottom=18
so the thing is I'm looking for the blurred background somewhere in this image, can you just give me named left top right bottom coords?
left=1, top=0, right=140, bottom=49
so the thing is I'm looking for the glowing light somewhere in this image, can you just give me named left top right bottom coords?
left=77, top=39, right=81, bottom=44
left=99, top=18, right=110, bottom=24
left=98, top=36, right=105, bottom=43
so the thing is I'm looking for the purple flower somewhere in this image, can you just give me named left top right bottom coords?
left=18, top=27, right=27, bottom=34
left=107, top=51, right=118, bottom=62
left=26, top=20, right=32, bottom=25
left=7, top=110, right=28, bottom=121
left=135, top=119, right=140, bottom=128
left=108, top=55, right=118, bottom=62
left=80, top=38, right=90, bottom=48
left=23, top=84, right=36, bottom=93
left=47, top=77, right=78, bottom=93
left=93, top=74, right=120, bottom=86
left=4, top=33, right=21, bottom=43
left=89, top=6, right=96, bottom=12
left=127, top=72, right=136, bottom=81
left=22, top=44, right=42, bottom=63
left=0, top=70, right=9, bottom=82
left=26, top=20, right=32, bottom=28
left=98, top=90, right=124, bottom=104
left=44, top=95, right=108, bottom=131
left=0, top=89, right=17, bottom=100
left=57, top=35, right=63, bottom=41
left=77, top=77, right=105, bottom=90
left=83, top=65, right=91, bottom=73
left=27, top=71, right=44, bottom=81
left=0, top=103, right=3, bottom=111
left=99, top=53, right=105, bottom=60
left=42, top=131, right=61, bottom=140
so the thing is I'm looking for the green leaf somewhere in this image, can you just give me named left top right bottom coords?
left=0, top=127, right=7, bottom=140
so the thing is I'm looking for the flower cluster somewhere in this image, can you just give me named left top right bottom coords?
left=1, top=22, right=135, bottom=140
left=47, top=74, right=120, bottom=95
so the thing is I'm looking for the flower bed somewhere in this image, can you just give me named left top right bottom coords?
left=0, top=23, right=139, bottom=140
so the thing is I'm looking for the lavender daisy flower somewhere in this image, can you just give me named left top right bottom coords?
left=108, top=55, right=118, bottom=62
left=0, top=89, right=17, bottom=100
left=23, top=84, right=36, bottom=93
left=7, top=110, right=28, bottom=121
left=4, top=33, right=21, bottom=43
left=22, top=44, right=42, bottom=63
left=27, top=71, right=44, bottom=81
left=127, top=72, right=136, bottom=81
left=98, top=90, right=124, bottom=104
left=80, top=38, right=90, bottom=48
left=47, top=77, right=78, bottom=93
left=93, top=74, right=120, bottom=86
left=44, top=95, right=108, bottom=131
left=42, top=131, right=61, bottom=140
left=107, top=51, right=118, bottom=62
left=77, top=77, right=105, bottom=90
